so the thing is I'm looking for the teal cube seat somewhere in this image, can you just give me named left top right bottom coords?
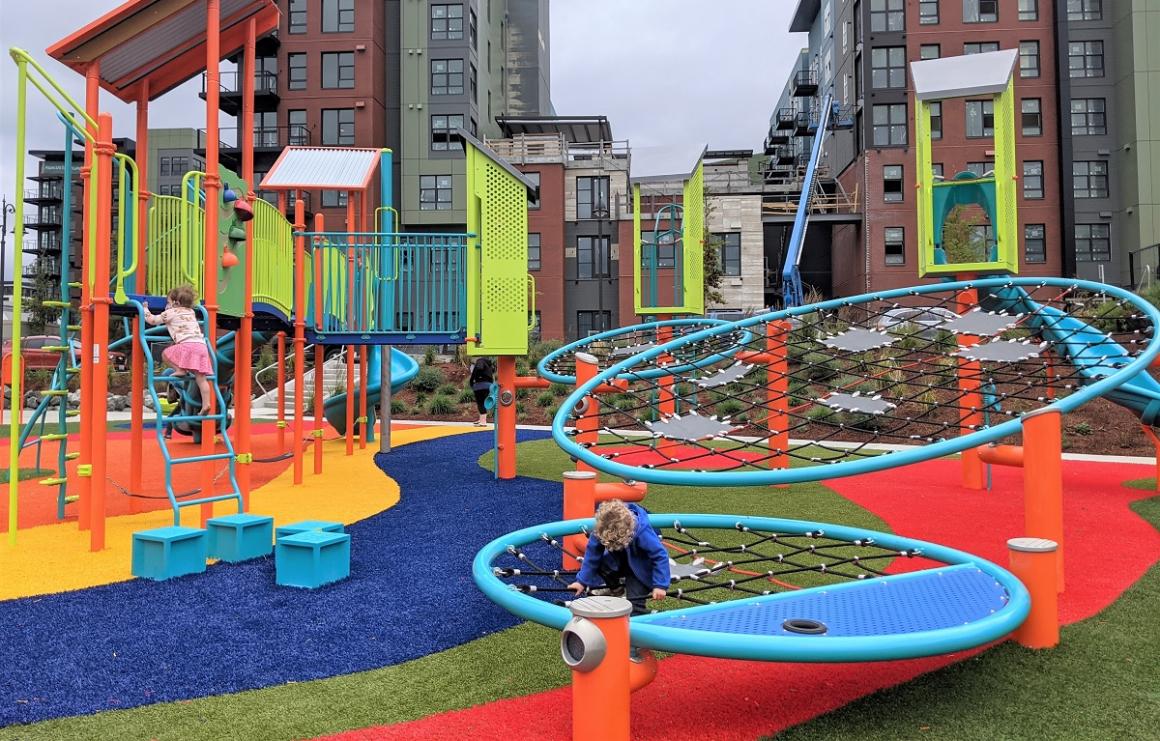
left=275, top=530, right=351, bottom=589
left=207, top=513, right=275, bottom=563
left=132, top=526, right=208, bottom=581
left=275, top=520, right=345, bottom=540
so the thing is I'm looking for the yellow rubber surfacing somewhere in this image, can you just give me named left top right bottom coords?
left=0, top=425, right=478, bottom=602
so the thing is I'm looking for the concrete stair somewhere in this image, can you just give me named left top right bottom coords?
left=253, top=357, right=362, bottom=416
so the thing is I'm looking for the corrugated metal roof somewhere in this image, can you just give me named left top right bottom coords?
left=911, top=50, right=1018, bottom=101
left=260, top=147, right=383, bottom=190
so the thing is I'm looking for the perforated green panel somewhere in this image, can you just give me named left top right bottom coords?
left=682, top=160, right=705, bottom=315
left=466, top=140, right=530, bottom=356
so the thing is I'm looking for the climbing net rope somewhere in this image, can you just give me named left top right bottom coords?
left=491, top=521, right=932, bottom=610
left=555, top=279, right=1157, bottom=482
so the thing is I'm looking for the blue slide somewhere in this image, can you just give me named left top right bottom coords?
left=322, top=346, right=419, bottom=435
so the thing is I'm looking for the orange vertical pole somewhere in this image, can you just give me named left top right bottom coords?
left=567, top=599, right=632, bottom=741
left=496, top=355, right=517, bottom=479
left=1007, top=537, right=1060, bottom=649
left=314, top=213, right=326, bottom=475
left=358, top=193, right=368, bottom=449
left=129, top=82, right=149, bottom=512
left=276, top=331, right=287, bottom=449
left=1044, top=351, right=1056, bottom=401
left=344, top=196, right=355, bottom=455
left=292, top=199, right=306, bottom=484
left=656, top=322, right=674, bottom=417
left=768, top=320, right=790, bottom=484
left=562, top=470, right=596, bottom=569
left=200, top=0, right=222, bottom=525
left=1022, top=409, right=1064, bottom=590
left=235, top=16, right=257, bottom=509
left=77, top=62, right=100, bottom=533
left=89, top=113, right=116, bottom=552
left=574, top=352, right=600, bottom=473
left=956, top=284, right=985, bottom=490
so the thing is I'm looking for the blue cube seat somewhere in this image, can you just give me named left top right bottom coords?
left=275, top=530, right=351, bottom=589
left=207, top=513, right=275, bottom=563
left=275, top=520, right=345, bottom=540
left=132, top=526, right=208, bottom=581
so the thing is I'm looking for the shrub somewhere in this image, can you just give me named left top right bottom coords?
left=423, top=346, right=436, bottom=366
left=550, top=382, right=571, bottom=398
left=1070, top=422, right=1094, bottom=436
left=458, top=388, right=477, bottom=404
left=412, top=366, right=445, bottom=393
left=537, top=391, right=555, bottom=407
left=800, top=352, right=840, bottom=382
left=716, top=399, right=744, bottom=417
left=427, top=395, right=456, bottom=415
left=390, top=398, right=409, bottom=415
left=516, top=358, right=531, bottom=376
left=437, top=383, right=459, bottom=397
left=516, top=402, right=527, bottom=415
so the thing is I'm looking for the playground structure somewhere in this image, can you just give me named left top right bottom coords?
left=4, top=0, right=532, bottom=551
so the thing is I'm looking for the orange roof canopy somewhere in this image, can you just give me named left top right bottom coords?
left=47, top=0, right=279, bottom=104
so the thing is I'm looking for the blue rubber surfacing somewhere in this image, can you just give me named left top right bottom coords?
left=0, top=431, right=555, bottom=726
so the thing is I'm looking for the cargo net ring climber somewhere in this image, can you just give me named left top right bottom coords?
left=554, top=277, right=1160, bottom=485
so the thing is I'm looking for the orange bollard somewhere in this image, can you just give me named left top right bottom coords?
left=562, top=471, right=597, bottom=569
left=561, top=597, right=633, bottom=741
left=1023, top=408, right=1064, bottom=591
left=1007, top=537, right=1060, bottom=649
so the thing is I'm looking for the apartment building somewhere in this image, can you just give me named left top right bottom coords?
left=774, top=0, right=1160, bottom=296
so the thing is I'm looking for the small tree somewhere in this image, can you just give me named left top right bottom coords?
left=941, top=205, right=988, bottom=265
left=702, top=191, right=725, bottom=305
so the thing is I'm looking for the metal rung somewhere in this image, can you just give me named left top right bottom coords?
left=40, top=433, right=69, bottom=441
left=170, top=452, right=234, bottom=465
left=40, top=346, right=69, bottom=352
left=166, top=413, right=227, bottom=424
left=65, top=452, right=79, bottom=460
left=177, top=492, right=241, bottom=508
left=40, top=390, right=69, bottom=397
left=67, top=325, right=81, bottom=331
left=41, top=301, right=72, bottom=309
left=68, top=282, right=81, bottom=288
left=66, top=368, right=80, bottom=374
left=39, top=477, right=68, bottom=486
left=66, top=409, right=79, bottom=417
left=64, top=495, right=79, bottom=503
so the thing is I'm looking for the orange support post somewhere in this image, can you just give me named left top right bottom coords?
left=956, top=285, right=985, bottom=490
left=345, top=346, right=355, bottom=455
left=345, top=196, right=356, bottom=456
left=235, top=16, right=257, bottom=509
left=277, top=331, right=287, bottom=450
left=129, top=319, right=144, bottom=513
left=129, top=82, right=150, bottom=512
left=358, top=194, right=369, bottom=450
left=767, top=320, right=790, bottom=484
left=1023, top=409, right=1064, bottom=590
left=562, top=470, right=597, bottom=569
left=88, top=112, right=116, bottom=551
left=563, top=598, right=633, bottom=741
left=656, top=322, right=674, bottom=417
left=77, top=61, right=100, bottom=533
left=292, top=199, right=306, bottom=484
left=1044, top=351, right=1056, bottom=401
left=358, top=346, right=368, bottom=449
left=496, top=356, right=517, bottom=479
left=1007, top=537, right=1060, bottom=649
left=200, top=0, right=222, bottom=526
left=574, top=352, right=600, bottom=473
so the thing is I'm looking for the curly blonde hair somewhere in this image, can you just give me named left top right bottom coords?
left=594, top=499, right=636, bottom=551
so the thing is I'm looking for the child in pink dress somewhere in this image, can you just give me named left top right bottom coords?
left=144, top=285, right=215, bottom=415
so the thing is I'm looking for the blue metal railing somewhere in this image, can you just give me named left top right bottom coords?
left=782, top=94, right=837, bottom=308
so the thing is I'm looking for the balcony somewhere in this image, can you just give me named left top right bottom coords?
left=23, top=211, right=62, bottom=230
left=196, top=124, right=311, bottom=164
left=794, top=111, right=816, bottom=136
left=200, top=69, right=280, bottom=115
left=23, top=187, right=62, bottom=204
left=774, top=146, right=795, bottom=165
left=764, top=129, right=790, bottom=153
left=775, top=108, right=796, bottom=130
left=792, top=69, right=818, bottom=97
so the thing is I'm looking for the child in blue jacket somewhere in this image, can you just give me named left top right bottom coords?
left=568, top=500, right=670, bottom=615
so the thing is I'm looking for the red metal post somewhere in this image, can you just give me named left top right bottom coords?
left=292, top=199, right=306, bottom=484
left=235, top=16, right=257, bottom=509
left=496, top=356, right=518, bottom=479
left=956, top=285, right=985, bottom=490
left=1022, top=409, right=1065, bottom=590
left=314, top=213, right=325, bottom=475
left=77, top=62, right=100, bottom=532
left=89, top=113, right=116, bottom=551
left=200, top=0, right=222, bottom=525
left=129, top=82, right=149, bottom=511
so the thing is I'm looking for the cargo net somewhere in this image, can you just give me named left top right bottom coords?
left=491, top=521, right=938, bottom=609
left=538, top=320, right=748, bottom=383
left=559, top=281, right=1153, bottom=478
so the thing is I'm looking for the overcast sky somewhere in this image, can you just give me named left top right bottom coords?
left=0, top=1, right=804, bottom=260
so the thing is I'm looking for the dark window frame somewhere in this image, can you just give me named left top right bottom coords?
left=884, top=226, right=905, bottom=266
left=1023, top=160, right=1045, bottom=200
left=322, top=0, right=354, bottom=33
left=871, top=46, right=906, bottom=89
left=1024, top=223, right=1046, bottom=263
left=929, top=101, right=942, bottom=140
left=431, top=58, right=465, bottom=96
left=883, top=164, right=904, bottom=203
left=419, top=175, right=453, bottom=211
left=872, top=103, right=907, bottom=147
left=288, top=0, right=306, bottom=34
left=431, top=4, right=465, bottom=40
left=576, top=310, right=612, bottom=338
left=1069, top=40, right=1104, bottom=78
left=1067, top=0, right=1102, bottom=21
left=1070, top=98, right=1106, bottom=136
left=430, top=113, right=465, bottom=151
left=965, top=100, right=995, bottom=138
left=321, top=51, right=355, bottom=89
left=715, top=232, right=742, bottom=276
left=1018, top=0, right=1038, bottom=21
left=528, top=233, right=541, bottom=271
left=1022, top=98, right=1042, bottom=137
left=964, top=41, right=1000, bottom=55
left=1020, top=40, right=1041, bottom=78
left=919, top=0, right=939, bottom=25
left=869, top=0, right=904, bottom=32
left=321, top=108, right=355, bottom=146
left=576, top=235, right=611, bottom=279
left=577, top=176, right=611, bottom=220
left=1073, top=160, right=1109, bottom=199
left=964, top=0, right=998, bottom=23
left=288, top=52, right=307, bottom=91
left=1074, top=223, right=1110, bottom=262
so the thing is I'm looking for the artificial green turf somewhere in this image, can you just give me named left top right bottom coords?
left=0, top=467, right=53, bottom=484
left=767, top=493, right=1160, bottom=741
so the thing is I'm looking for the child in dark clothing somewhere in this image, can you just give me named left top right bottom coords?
left=568, top=499, right=671, bottom=616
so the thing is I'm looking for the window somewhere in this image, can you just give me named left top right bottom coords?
left=430, top=114, right=464, bottom=151
left=431, top=4, right=464, bottom=40
left=967, top=160, right=994, bottom=177
left=1067, top=0, right=1101, bottom=21
left=1022, top=99, right=1042, bottom=136
left=1019, top=41, right=1040, bottom=78
left=528, top=233, right=541, bottom=271
left=419, top=175, right=453, bottom=211
left=870, top=0, right=904, bottom=32
left=431, top=59, right=464, bottom=95
left=920, top=44, right=941, bottom=60
left=321, top=190, right=348, bottom=208
left=919, top=0, right=939, bottom=24
left=321, top=52, right=354, bottom=89
left=469, top=8, right=477, bottom=48
left=288, top=53, right=307, bottom=90
left=932, top=163, right=945, bottom=179
left=576, top=236, right=610, bottom=278
left=965, top=100, right=994, bottom=138
left=1074, top=224, right=1110, bottom=261
left=964, top=42, right=999, bottom=55
left=577, top=176, right=610, bottom=219
left=1019, top=0, right=1038, bottom=21
left=883, top=165, right=903, bottom=203
left=172, top=156, right=189, bottom=174
left=577, top=311, right=611, bottom=337
left=321, top=108, right=354, bottom=145
left=652, top=234, right=676, bottom=268
left=884, top=227, right=905, bottom=265
left=525, top=172, right=541, bottom=209
left=716, top=233, right=741, bottom=276
left=1023, top=161, right=1044, bottom=199
left=1069, top=41, right=1104, bottom=78
left=254, top=112, right=278, bottom=146
left=1024, top=224, right=1046, bottom=263
left=1070, top=98, right=1106, bottom=135
left=929, top=102, right=942, bottom=139
left=288, top=110, right=308, bottom=145
left=159, top=157, right=171, bottom=177
left=322, top=0, right=354, bottom=32
left=469, top=63, right=478, bottom=102
left=872, top=104, right=907, bottom=147
left=964, top=0, right=998, bottom=22
left=288, top=0, right=306, bottom=34
left=1073, top=161, right=1109, bottom=198
left=871, top=47, right=906, bottom=89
